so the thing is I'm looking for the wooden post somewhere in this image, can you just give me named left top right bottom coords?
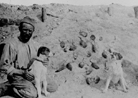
left=107, top=6, right=113, bottom=16
left=134, top=6, right=138, bottom=18
left=42, top=7, right=46, bottom=22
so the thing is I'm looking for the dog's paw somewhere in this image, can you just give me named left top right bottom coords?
left=126, top=86, right=129, bottom=90
left=45, top=92, right=50, bottom=97
left=38, top=96, right=42, bottom=98
left=123, top=89, right=128, bottom=93
left=101, top=89, right=107, bottom=93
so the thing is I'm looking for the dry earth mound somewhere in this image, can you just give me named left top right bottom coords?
left=1, top=3, right=138, bottom=98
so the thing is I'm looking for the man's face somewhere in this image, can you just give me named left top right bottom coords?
left=19, top=23, right=34, bottom=43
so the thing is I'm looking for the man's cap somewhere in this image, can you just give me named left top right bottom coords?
left=20, top=16, right=36, bottom=27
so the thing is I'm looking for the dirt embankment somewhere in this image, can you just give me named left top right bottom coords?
left=1, top=3, right=138, bottom=98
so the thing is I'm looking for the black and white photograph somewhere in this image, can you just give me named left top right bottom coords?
left=0, top=0, right=138, bottom=98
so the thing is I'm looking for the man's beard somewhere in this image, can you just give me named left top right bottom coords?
left=22, top=36, right=31, bottom=43
left=19, top=34, right=32, bottom=43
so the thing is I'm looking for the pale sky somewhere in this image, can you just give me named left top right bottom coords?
left=0, top=0, right=138, bottom=6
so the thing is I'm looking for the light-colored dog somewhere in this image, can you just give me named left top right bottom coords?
left=3, top=46, right=53, bottom=98
left=28, top=47, right=53, bottom=98
left=102, top=52, right=128, bottom=93
left=29, top=58, right=49, bottom=98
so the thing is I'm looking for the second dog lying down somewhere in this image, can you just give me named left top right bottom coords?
left=102, top=52, right=128, bottom=93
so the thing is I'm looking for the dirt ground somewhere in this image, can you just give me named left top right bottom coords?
left=1, top=3, right=138, bottom=98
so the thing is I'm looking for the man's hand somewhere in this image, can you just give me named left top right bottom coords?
left=20, top=66, right=28, bottom=71
left=23, top=71, right=35, bottom=81
left=9, top=68, right=24, bottom=75
left=7, top=65, right=15, bottom=74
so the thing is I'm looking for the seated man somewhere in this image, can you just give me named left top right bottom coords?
left=0, top=16, right=58, bottom=98
left=0, top=16, right=40, bottom=98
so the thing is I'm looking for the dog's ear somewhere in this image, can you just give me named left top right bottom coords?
left=118, top=53, right=123, bottom=60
